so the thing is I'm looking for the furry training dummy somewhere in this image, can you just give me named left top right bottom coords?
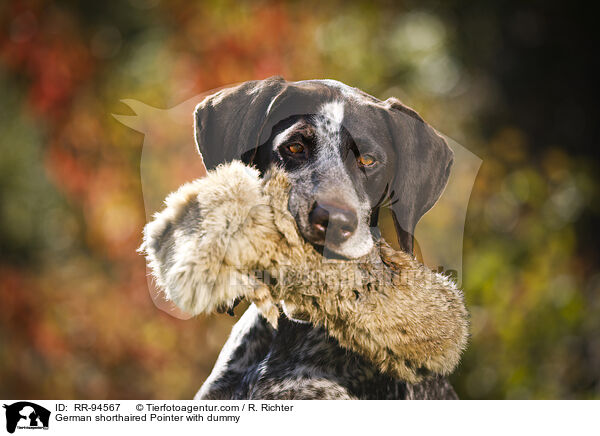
left=140, top=161, right=469, bottom=383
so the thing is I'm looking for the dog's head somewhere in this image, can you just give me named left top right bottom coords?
left=194, top=77, right=453, bottom=258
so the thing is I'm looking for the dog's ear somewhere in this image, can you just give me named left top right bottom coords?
left=195, top=77, right=342, bottom=171
left=385, top=98, right=453, bottom=253
left=194, top=76, right=287, bottom=169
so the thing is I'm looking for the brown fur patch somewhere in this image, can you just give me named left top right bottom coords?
left=140, top=161, right=469, bottom=383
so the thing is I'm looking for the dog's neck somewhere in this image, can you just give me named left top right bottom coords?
left=196, top=305, right=457, bottom=400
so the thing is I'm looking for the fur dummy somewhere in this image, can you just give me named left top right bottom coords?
left=140, top=161, right=469, bottom=383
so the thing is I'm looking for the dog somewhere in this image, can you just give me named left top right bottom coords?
left=191, top=77, right=456, bottom=399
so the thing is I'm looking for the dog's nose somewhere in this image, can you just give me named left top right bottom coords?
left=308, top=202, right=358, bottom=244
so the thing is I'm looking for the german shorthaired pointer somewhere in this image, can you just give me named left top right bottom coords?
left=191, top=77, right=457, bottom=399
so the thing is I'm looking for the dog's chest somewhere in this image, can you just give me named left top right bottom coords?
left=196, top=308, right=456, bottom=400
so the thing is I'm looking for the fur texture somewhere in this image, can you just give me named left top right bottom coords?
left=194, top=306, right=460, bottom=400
left=141, top=161, right=469, bottom=384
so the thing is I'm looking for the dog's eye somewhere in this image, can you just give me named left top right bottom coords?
left=357, top=155, right=376, bottom=167
left=287, top=143, right=304, bottom=154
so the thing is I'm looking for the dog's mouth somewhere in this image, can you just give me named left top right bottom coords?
left=309, top=241, right=352, bottom=260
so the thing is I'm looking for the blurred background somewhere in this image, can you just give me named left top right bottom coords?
left=1, top=0, right=598, bottom=399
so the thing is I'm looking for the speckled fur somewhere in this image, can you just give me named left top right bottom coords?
left=141, top=161, right=469, bottom=397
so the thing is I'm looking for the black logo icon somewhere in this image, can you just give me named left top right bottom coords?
left=3, top=402, right=50, bottom=434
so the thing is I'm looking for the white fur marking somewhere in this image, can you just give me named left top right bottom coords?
left=319, top=101, right=345, bottom=126
left=272, top=121, right=304, bottom=150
